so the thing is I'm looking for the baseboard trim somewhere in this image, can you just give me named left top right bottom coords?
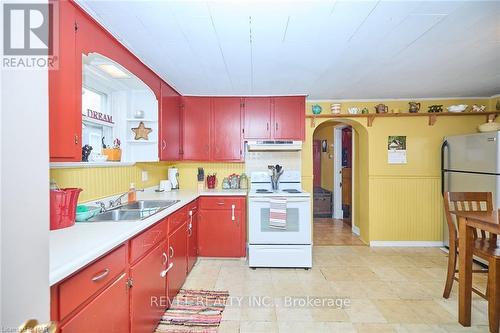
left=370, top=241, right=444, bottom=247
left=352, top=225, right=360, bottom=236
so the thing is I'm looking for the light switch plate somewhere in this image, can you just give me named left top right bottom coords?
left=141, top=171, right=148, bottom=182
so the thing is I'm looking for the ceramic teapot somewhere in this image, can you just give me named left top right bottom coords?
left=348, top=107, right=360, bottom=114
left=471, top=104, right=486, bottom=112
left=374, top=104, right=388, bottom=113
left=408, top=102, right=421, bottom=113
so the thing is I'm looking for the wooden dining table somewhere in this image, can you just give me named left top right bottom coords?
left=452, top=210, right=500, bottom=327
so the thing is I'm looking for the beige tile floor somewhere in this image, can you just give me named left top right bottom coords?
left=313, top=218, right=365, bottom=246
left=182, top=246, right=491, bottom=333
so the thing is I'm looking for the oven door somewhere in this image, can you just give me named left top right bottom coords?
left=248, top=197, right=311, bottom=245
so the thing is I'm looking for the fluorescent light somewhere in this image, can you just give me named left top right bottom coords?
left=98, top=64, right=129, bottom=78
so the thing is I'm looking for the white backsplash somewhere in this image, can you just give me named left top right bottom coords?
left=245, top=150, right=302, bottom=175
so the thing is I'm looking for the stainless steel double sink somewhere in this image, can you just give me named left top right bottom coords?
left=88, top=200, right=180, bottom=222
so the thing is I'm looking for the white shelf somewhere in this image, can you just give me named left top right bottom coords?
left=126, top=140, right=158, bottom=144
left=126, top=118, right=157, bottom=122
left=50, top=161, right=136, bottom=169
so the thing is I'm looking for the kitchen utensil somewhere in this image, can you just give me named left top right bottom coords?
left=348, top=107, right=359, bottom=114
left=408, top=102, right=421, bottom=113
left=311, top=104, right=322, bottom=115
left=76, top=205, right=101, bottom=222
left=168, top=167, right=179, bottom=189
left=374, top=104, right=388, bottom=113
left=50, top=188, right=82, bottom=230
left=160, top=180, right=172, bottom=192
left=269, top=165, right=284, bottom=190
left=471, top=104, right=486, bottom=112
left=478, top=119, right=500, bottom=133
left=447, top=104, right=468, bottom=113
left=206, top=174, right=217, bottom=189
left=330, top=103, right=341, bottom=114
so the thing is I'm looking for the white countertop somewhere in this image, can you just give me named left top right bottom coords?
left=49, top=188, right=247, bottom=286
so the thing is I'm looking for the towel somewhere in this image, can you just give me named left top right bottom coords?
left=269, top=197, right=287, bottom=229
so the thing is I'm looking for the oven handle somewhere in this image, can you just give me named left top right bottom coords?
left=249, top=198, right=310, bottom=203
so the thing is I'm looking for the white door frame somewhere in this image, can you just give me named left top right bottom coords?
left=332, top=125, right=346, bottom=219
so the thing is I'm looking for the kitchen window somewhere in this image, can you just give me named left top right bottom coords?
left=82, top=87, right=113, bottom=155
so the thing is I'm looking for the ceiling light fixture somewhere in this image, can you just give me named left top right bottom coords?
left=98, top=64, right=130, bottom=79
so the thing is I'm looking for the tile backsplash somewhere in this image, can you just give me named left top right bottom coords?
left=245, top=150, right=302, bottom=175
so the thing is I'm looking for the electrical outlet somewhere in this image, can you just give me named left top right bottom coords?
left=141, top=171, right=148, bottom=182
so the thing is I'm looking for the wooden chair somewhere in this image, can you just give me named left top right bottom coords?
left=443, top=192, right=500, bottom=333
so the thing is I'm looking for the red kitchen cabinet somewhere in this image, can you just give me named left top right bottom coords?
left=167, top=222, right=188, bottom=302
left=187, top=201, right=199, bottom=273
left=59, top=273, right=129, bottom=333
left=243, top=97, right=272, bottom=139
left=212, top=98, right=242, bottom=161
left=49, top=1, right=81, bottom=161
left=182, top=97, right=211, bottom=160
left=272, top=96, right=305, bottom=140
left=130, top=241, right=168, bottom=333
left=198, top=197, right=246, bottom=257
left=159, top=82, right=181, bottom=161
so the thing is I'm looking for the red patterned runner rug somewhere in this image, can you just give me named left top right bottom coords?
left=155, top=289, right=229, bottom=333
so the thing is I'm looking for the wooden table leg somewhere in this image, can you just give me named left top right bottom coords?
left=458, top=216, right=473, bottom=326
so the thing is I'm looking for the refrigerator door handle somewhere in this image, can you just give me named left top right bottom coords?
left=441, top=140, right=448, bottom=195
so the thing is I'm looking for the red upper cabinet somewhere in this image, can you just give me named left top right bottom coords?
left=243, top=97, right=272, bottom=139
left=159, top=82, right=181, bottom=161
left=182, top=97, right=211, bottom=161
left=212, top=98, right=242, bottom=161
left=49, top=1, right=81, bottom=161
left=272, top=96, right=305, bottom=140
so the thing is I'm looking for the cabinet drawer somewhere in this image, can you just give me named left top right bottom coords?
left=130, top=218, right=167, bottom=263
left=200, top=197, right=245, bottom=210
left=59, top=245, right=126, bottom=320
left=168, top=206, right=188, bottom=235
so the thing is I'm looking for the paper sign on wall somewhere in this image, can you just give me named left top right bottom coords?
left=388, top=136, right=407, bottom=164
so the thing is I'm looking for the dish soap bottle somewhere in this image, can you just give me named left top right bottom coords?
left=128, top=183, right=136, bottom=203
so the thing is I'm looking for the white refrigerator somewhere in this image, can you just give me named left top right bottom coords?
left=442, top=131, right=500, bottom=246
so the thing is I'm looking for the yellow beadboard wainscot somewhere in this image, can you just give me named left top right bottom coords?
left=303, top=97, right=500, bottom=244
left=50, top=162, right=244, bottom=202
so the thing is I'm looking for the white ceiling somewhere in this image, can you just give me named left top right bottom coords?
left=77, top=1, right=500, bottom=99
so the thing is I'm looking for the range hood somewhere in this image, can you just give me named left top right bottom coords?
left=246, top=140, right=302, bottom=151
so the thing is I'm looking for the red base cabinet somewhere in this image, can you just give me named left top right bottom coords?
left=198, top=197, right=246, bottom=257
left=167, top=222, right=188, bottom=302
left=130, top=241, right=168, bottom=333
left=60, top=273, right=130, bottom=333
left=187, top=200, right=199, bottom=273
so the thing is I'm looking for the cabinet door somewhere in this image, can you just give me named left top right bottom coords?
left=60, top=273, right=129, bottom=333
left=159, top=82, right=181, bottom=161
left=130, top=241, right=168, bottom=333
left=272, top=96, right=305, bottom=140
left=49, top=1, right=81, bottom=161
left=187, top=210, right=198, bottom=274
left=212, top=98, right=242, bottom=161
left=243, top=97, right=272, bottom=139
left=182, top=97, right=211, bottom=160
left=198, top=209, right=244, bottom=257
left=167, top=223, right=188, bottom=302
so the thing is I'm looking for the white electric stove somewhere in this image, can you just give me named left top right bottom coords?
left=247, top=170, right=312, bottom=268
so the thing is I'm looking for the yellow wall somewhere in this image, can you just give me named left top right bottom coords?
left=312, top=124, right=335, bottom=191
left=50, top=161, right=244, bottom=202
left=304, top=97, right=499, bottom=243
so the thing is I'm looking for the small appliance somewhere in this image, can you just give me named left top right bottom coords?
left=168, top=167, right=179, bottom=189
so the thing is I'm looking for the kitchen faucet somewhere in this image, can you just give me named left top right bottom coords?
left=95, top=188, right=144, bottom=212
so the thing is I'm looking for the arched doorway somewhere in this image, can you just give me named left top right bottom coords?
left=311, top=119, right=367, bottom=245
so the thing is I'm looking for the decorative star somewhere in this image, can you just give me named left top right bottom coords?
left=131, top=121, right=152, bottom=140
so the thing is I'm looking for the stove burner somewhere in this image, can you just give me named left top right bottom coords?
left=282, top=189, right=301, bottom=193
left=256, top=189, right=272, bottom=193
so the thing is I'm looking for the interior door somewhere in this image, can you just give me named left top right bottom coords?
left=182, top=97, right=211, bottom=160
left=272, top=96, right=305, bottom=140
left=313, top=140, right=322, bottom=187
left=159, top=82, right=181, bottom=161
left=212, top=97, right=242, bottom=161
left=49, top=0, right=80, bottom=161
left=167, top=223, right=188, bottom=302
left=243, top=97, right=271, bottom=139
left=130, top=241, right=168, bottom=333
